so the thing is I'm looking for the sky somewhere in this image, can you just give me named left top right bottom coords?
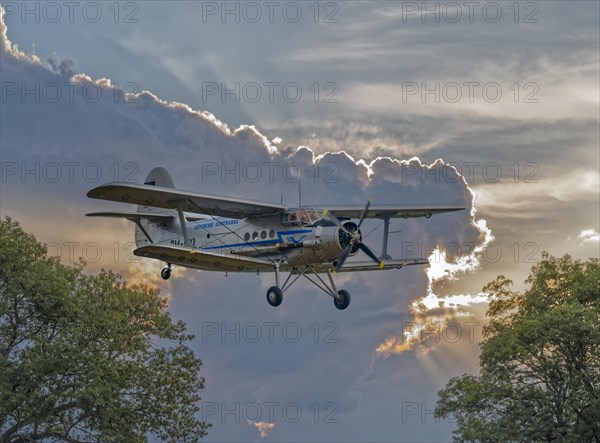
left=0, top=1, right=599, bottom=441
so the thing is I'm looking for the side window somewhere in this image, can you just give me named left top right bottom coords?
left=252, top=232, right=259, bottom=240
left=261, top=230, right=267, bottom=239
left=244, top=232, right=250, bottom=241
left=269, top=229, right=276, bottom=238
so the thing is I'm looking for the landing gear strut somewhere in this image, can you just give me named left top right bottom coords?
left=161, top=263, right=172, bottom=280
left=266, top=263, right=284, bottom=307
left=264, top=266, right=351, bottom=310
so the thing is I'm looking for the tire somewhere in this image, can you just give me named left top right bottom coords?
left=161, top=268, right=171, bottom=280
left=334, top=289, right=351, bottom=310
left=266, top=286, right=283, bottom=307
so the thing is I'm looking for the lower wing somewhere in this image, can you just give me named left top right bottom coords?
left=134, top=244, right=272, bottom=272
left=134, top=244, right=428, bottom=274
left=318, top=259, right=429, bottom=272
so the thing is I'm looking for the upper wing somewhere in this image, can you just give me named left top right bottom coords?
left=87, top=183, right=286, bottom=219
left=325, top=205, right=465, bottom=219
left=86, top=211, right=174, bottom=222
left=85, top=211, right=206, bottom=222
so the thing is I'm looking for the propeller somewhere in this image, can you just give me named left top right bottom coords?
left=324, top=200, right=383, bottom=272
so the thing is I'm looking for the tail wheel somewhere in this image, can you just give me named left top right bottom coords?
left=334, top=289, right=351, bottom=310
left=266, top=286, right=283, bottom=307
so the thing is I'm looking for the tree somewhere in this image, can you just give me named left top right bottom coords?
left=436, top=253, right=600, bottom=442
left=0, top=217, right=210, bottom=442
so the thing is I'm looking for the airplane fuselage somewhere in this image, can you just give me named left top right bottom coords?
left=135, top=214, right=352, bottom=271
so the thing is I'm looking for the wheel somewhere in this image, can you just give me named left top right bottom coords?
left=161, top=267, right=172, bottom=280
left=266, top=286, right=283, bottom=307
left=334, top=289, right=351, bottom=310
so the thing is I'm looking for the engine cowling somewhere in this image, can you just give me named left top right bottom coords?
left=337, top=221, right=361, bottom=255
left=317, top=222, right=362, bottom=262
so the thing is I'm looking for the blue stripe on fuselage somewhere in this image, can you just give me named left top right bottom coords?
left=202, top=229, right=313, bottom=250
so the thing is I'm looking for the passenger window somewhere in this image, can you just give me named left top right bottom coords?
left=244, top=232, right=250, bottom=241
left=269, top=229, right=276, bottom=238
left=261, top=231, right=267, bottom=239
left=252, top=232, right=259, bottom=240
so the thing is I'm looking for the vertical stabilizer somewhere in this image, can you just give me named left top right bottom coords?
left=136, top=167, right=175, bottom=214
left=135, top=167, right=176, bottom=246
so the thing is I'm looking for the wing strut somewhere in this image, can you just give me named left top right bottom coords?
left=135, top=220, right=154, bottom=243
left=381, top=214, right=392, bottom=260
left=175, top=201, right=191, bottom=247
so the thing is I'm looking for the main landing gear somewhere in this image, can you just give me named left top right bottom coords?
left=333, top=289, right=351, bottom=310
left=265, top=265, right=351, bottom=310
left=266, top=286, right=283, bottom=307
left=161, top=263, right=172, bottom=280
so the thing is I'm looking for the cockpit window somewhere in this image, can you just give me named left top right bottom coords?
left=282, top=207, right=321, bottom=226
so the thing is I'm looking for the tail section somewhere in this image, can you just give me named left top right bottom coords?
left=136, top=166, right=175, bottom=213
left=135, top=167, right=176, bottom=246
left=86, top=166, right=179, bottom=247
left=141, top=166, right=175, bottom=188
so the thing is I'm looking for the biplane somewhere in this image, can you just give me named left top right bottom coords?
left=87, top=167, right=464, bottom=310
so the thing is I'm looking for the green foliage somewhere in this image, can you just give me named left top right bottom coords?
left=436, top=252, right=600, bottom=442
left=0, top=217, right=210, bottom=442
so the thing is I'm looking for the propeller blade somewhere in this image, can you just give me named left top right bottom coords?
left=356, top=199, right=371, bottom=229
left=323, top=209, right=351, bottom=235
left=335, top=244, right=353, bottom=272
left=358, top=242, right=382, bottom=266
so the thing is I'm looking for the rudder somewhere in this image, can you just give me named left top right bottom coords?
left=137, top=166, right=175, bottom=214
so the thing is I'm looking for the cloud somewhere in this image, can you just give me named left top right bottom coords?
left=376, top=220, right=494, bottom=356
left=0, top=6, right=40, bottom=64
left=578, top=228, right=600, bottom=244
left=474, top=170, right=599, bottom=210
left=247, top=420, right=275, bottom=438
